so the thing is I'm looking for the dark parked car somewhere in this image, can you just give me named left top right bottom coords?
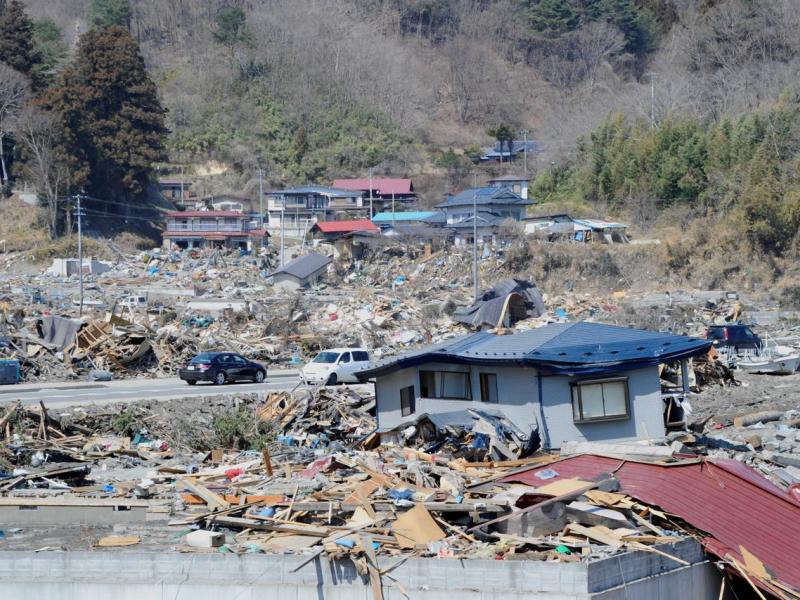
left=705, top=324, right=763, bottom=353
left=179, top=352, right=266, bottom=385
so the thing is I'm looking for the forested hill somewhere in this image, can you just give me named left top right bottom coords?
left=4, top=0, right=800, bottom=272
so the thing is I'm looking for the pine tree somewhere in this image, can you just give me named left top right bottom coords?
left=521, top=0, right=579, bottom=36
left=88, top=0, right=132, bottom=30
left=46, top=26, right=167, bottom=203
left=0, top=0, right=41, bottom=77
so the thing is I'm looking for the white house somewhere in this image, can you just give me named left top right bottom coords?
left=357, top=322, right=711, bottom=449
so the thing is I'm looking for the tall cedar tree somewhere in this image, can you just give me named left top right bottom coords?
left=46, top=26, right=167, bottom=204
left=0, top=0, right=41, bottom=77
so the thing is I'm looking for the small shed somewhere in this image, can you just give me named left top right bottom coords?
left=270, top=252, right=332, bottom=292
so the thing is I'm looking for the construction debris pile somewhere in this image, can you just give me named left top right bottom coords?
left=0, top=389, right=798, bottom=598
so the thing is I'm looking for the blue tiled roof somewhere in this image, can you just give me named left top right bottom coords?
left=359, top=322, right=712, bottom=377
left=372, top=211, right=438, bottom=223
left=269, top=185, right=361, bottom=197
left=435, top=187, right=534, bottom=209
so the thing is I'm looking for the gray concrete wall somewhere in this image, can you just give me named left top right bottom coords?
left=375, top=362, right=666, bottom=448
left=0, top=540, right=719, bottom=600
left=272, top=272, right=303, bottom=292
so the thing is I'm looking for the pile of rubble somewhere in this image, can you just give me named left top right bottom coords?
left=0, top=389, right=797, bottom=597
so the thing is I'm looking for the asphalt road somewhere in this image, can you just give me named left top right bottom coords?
left=0, top=372, right=303, bottom=409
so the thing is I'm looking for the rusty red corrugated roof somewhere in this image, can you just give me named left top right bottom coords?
left=313, top=220, right=379, bottom=234
left=502, top=454, right=800, bottom=591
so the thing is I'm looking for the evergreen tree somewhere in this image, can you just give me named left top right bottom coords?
left=88, top=0, right=132, bottom=30
left=31, top=20, right=68, bottom=84
left=520, top=0, right=579, bottom=36
left=0, top=0, right=41, bottom=77
left=213, top=6, right=251, bottom=52
left=46, top=26, right=167, bottom=203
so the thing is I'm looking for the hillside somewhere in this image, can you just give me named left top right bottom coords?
left=16, top=1, right=799, bottom=197
left=5, top=0, right=800, bottom=291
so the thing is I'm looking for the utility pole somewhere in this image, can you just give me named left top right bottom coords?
left=258, top=167, right=264, bottom=229
left=280, top=198, right=285, bottom=268
left=646, top=72, right=658, bottom=126
left=391, top=192, right=395, bottom=227
left=472, top=190, right=478, bottom=302
left=74, top=194, right=85, bottom=317
left=179, top=165, right=185, bottom=207
left=520, top=129, right=530, bottom=177
left=368, top=168, right=373, bottom=219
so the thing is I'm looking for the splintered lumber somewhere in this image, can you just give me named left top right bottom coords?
left=97, top=535, right=141, bottom=547
left=212, top=516, right=329, bottom=537
left=178, top=477, right=229, bottom=509
left=360, top=533, right=385, bottom=600
left=565, top=524, right=624, bottom=548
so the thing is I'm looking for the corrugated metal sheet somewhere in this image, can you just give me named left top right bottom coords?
left=313, top=220, right=378, bottom=234
left=502, top=455, right=800, bottom=590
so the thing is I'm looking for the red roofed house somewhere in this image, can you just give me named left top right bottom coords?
left=162, top=211, right=269, bottom=251
left=332, top=178, right=417, bottom=213
left=308, top=219, right=379, bottom=259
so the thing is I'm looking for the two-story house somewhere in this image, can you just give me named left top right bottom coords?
left=266, top=186, right=365, bottom=237
left=332, top=177, right=417, bottom=213
left=162, top=211, right=268, bottom=251
left=435, top=187, right=534, bottom=246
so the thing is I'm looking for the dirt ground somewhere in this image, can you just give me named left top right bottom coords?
left=693, top=371, right=800, bottom=421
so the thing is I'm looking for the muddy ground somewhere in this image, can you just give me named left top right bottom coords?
left=693, top=371, right=800, bottom=421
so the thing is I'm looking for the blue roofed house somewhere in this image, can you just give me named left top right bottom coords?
left=480, top=140, right=541, bottom=163
left=436, top=187, right=535, bottom=246
left=357, top=322, right=712, bottom=449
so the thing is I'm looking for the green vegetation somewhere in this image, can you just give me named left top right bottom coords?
left=518, top=0, right=660, bottom=60
left=0, top=0, right=40, bottom=78
left=533, top=92, right=800, bottom=256
left=213, top=406, right=275, bottom=451
left=45, top=25, right=167, bottom=202
left=31, top=19, right=67, bottom=84
left=88, top=0, right=132, bottom=30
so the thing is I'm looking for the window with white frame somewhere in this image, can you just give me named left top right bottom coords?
left=571, top=377, right=629, bottom=423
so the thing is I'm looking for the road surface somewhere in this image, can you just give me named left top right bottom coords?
left=0, top=371, right=303, bottom=409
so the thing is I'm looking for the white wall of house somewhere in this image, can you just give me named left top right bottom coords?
left=373, top=362, right=666, bottom=448
left=272, top=268, right=327, bottom=293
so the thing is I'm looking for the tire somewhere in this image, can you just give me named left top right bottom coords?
left=326, top=373, right=338, bottom=386
left=214, top=371, right=227, bottom=385
left=254, top=370, right=265, bottom=383
left=187, top=380, right=197, bottom=386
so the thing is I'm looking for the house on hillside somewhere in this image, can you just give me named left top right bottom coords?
left=524, top=214, right=629, bottom=243
left=436, top=187, right=534, bottom=246
left=161, top=211, right=268, bottom=251
left=332, top=178, right=417, bottom=212
left=480, top=140, right=541, bottom=163
left=269, top=252, right=332, bottom=292
left=266, top=186, right=365, bottom=237
left=357, top=322, right=711, bottom=449
left=205, top=194, right=255, bottom=214
left=487, top=174, right=530, bottom=200
left=158, top=178, right=195, bottom=204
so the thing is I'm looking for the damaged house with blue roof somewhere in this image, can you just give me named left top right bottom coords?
left=358, top=322, right=712, bottom=449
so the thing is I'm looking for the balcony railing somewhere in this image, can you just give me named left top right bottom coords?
left=166, top=221, right=252, bottom=233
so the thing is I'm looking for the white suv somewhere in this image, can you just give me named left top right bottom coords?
left=301, top=348, right=371, bottom=385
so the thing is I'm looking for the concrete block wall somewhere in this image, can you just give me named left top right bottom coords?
left=0, top=540, right=719, bottom=600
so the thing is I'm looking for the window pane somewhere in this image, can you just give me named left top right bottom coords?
left=419, top=371, right=435, bottom=397
left=441, top=372, right=469, bottom=399
left=580, top=384, right=605, bottom=419
left=340, top=353, right=351, bottom=363
left=603, top=382, right=627, bottom=416
left=400, top=386, right=415, bottom=417
left=572, top=386, right=581, bottom=420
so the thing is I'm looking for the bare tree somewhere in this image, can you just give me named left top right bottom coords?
left=575, top=22, right=626, bottom=90
left=15, top=107, right=70, bottom=239
left=0, top=65, right=29, bottom=189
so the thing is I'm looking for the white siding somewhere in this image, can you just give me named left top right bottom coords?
left=374, top=362, right=666, bottom=448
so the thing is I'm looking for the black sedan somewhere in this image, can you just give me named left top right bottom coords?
left=178, top=352, right=267, bottom=385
